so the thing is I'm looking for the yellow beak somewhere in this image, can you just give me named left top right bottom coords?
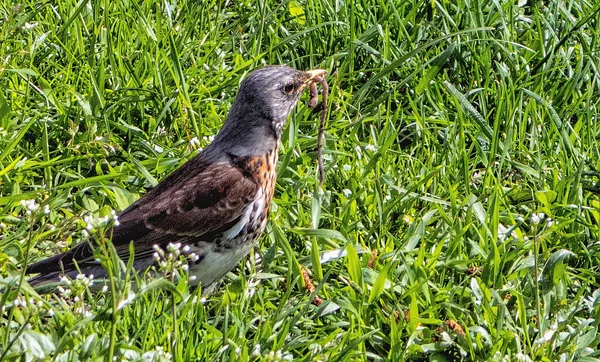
left=305, top=69, right=327, bottom=82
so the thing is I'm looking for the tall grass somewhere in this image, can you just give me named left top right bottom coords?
left=1, top=0, right=600, bottom=360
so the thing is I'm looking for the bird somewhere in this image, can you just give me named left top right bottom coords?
left=26, top=65, right=327, bottom=290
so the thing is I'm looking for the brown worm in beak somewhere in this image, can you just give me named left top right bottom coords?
left=308, top=75, right=328, bottom=185
left=308, top=82, right=319, bottom=108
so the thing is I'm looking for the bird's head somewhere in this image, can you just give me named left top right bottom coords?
left=236, top=66, right=326, bottom=134
left=211, top=65, right=327, bottom=157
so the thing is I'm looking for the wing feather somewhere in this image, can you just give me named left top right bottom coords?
left=26, top=157, right=258, bottom=275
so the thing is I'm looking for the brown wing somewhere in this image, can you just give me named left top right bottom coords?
left=26, top=157, right=258, bottom=275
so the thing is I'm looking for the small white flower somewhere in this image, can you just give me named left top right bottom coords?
left=546, top=218, right=553, bottom=227
left=252, top=344, right=261, bottom=356
left=153, top=252, right=160, bottom=260
left=20, top=199, right=39, bottom=215
left=167, top=242, right=181, bottom=252
left=342, top=189, right=352, bottom=197
left=182, top=245, right=191, bottom=253
left=102, top=285, right=109, bottom=293
left=0, top=223, right=5, bottom=229
left=342, top=164, right=351, bottom=172
left=23, top=21, right=38, bottom=30
left=364, top=144, right=376, bottom=152
left=531, top=212, right=544, bottom=225
left=43, top=204, right=50, bottom=214
left=190, top=275, right=197, bottom=281
left=190, top=137, right=200, bottom=147
left=182, top=264, right=188, bottom=271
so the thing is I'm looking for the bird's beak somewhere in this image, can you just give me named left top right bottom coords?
left=304, top=69, right=327, bottom=83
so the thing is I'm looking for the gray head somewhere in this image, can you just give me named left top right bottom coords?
left=210, top=66, right=326, bottom=157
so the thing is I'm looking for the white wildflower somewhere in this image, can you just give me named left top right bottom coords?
left=190, top=137, right=200, bottom=147
left=364, top=144, right=376, bottom=152
left=167, top=242, right=181, bottom=252
left=342, top=189, right=352, bottom=197
left=515, top=352, right=533, bottom=362
left=22, top=22, right=38, bottom=30
left=531, top=212, right=544, bottom=225
left=342, top=164, right=351, bottom=171
left=20, top=199, right=39, bottom=215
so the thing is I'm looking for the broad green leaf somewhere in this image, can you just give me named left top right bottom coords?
left=346, top=243, right=363, bottom=288
left=541, top=249, right=575, bottom=294
left=368, top=261, right=391, bottom=303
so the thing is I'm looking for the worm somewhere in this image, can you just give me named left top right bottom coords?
left=308, top=82, right=319, bottom=108
left=308, top=75, right=328, bottom=185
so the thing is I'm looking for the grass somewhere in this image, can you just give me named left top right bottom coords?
left=1, top=0, right=600, bottom=360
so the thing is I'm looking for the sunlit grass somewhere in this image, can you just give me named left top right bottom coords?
left=1, top=0, right=600, bottom=360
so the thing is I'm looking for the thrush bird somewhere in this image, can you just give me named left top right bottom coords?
left=26, top=65, right=327, bottom=289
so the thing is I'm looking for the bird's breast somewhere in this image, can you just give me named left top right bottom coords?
left=187, top=149, right=279, bottom=287
left=221, top=149, right=279, bottom=247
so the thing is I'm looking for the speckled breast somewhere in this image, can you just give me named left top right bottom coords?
left=241, top=148, right=279, bottom=242
left=220, top=148, right=279, bottom=249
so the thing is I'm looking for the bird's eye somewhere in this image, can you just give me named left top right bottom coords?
left=283, top=83, right=295, bottom=94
